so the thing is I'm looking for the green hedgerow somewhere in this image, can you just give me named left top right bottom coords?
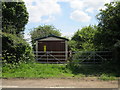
left=2, top=32, right=35, bottom=66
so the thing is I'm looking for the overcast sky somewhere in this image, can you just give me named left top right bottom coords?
left=23, top=0, right=113, bottom=41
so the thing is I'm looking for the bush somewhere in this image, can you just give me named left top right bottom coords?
left=2, top=32, right=34, bottom=65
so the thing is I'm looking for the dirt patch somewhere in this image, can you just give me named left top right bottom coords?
left=2, top=77, right=118, bottom=88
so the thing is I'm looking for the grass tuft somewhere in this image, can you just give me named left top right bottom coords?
left=99, top=74, right=117, bottom=81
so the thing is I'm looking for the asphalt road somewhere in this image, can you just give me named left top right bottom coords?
left=1, top=78, right=118, bottom=88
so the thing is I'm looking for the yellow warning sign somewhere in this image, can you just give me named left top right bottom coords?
left=44, top=45, right=46, bottom=52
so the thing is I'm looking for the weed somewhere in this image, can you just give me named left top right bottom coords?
left=99, top=74, right=117, bottom=80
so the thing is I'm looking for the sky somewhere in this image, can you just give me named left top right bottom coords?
left=23, top=0, right=114, bottom=42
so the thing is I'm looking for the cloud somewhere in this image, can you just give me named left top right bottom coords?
left=24, top=32, right=32, bottom=45
left=41, top=15, right=55, bottom=23
left=67, top=0, right=112, bottom=10
left=83, top=0, right=112, bottom=11
left=67, top=0, right=113, bottom=22
left=24, top=0, right=113, bottom=23
left=69, top=0, right=84, bottom=10
left=85, top=8, right=94, bottom=13
left=61, top=32, right=74, bottom=38
left=70, top=10, right=91, bottom=22
left=24, top=0, right=61, bottom=23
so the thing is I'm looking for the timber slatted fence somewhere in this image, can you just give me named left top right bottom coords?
left=34, top=51, right=113, bottom=64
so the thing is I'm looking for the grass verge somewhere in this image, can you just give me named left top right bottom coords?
left=2, top=63, right=118, bottom=80
left=2, top=63, right=74, bottom=78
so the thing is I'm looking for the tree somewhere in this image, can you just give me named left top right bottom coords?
left=71, top=25, right=97, bottom=51
left=2, top=1, right=29, bottom=35
left=94, top=1, right=120, bottom=50
left=30, top=25, right=61, bottom=49
left=93, top=1, right=120, bottom=71
left=2, top=32, right=34, bottom=65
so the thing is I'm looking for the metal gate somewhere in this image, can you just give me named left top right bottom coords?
left=35, top=51, right=67, bottom=64
left=71, top=51, right=112, bottom=64
left=34, top=51, right=112, bottom=64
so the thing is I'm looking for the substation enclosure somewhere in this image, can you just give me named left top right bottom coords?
left=35, top=35, right=69, bottom=63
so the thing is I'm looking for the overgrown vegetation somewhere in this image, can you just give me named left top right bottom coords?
left=70, top=25, right=98, bottom=51
left=2, top=63, right=73, bottom=78
left=1, top=0, right=33, bottom=65
left=2, top=32, right=34, bottom=65
left=2, top=63, right=118, bottom=80
left=94, top=1, right=120, bottom=71
left=2, top=1, right=29, bottom=35
left=2, top=1, right=120, bottom=81
left=1, top=1, right=34, bottom=65
left=68, top=1, right=120, bottom=76
left=99, top=74, right=117, bottom=81
left=94, top=1, right=120, bottom=50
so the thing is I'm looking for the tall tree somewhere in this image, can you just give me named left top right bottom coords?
left=94, top=1, right=120, bottom=70
left=2, top=1, right=29, bottom=35
left=94, top=1, right=120, bottom=50
left=71, top=25, right=97, bottom=51
left=30, top=25, right=61, bottom=49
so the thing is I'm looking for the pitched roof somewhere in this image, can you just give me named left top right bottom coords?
left=34, top=34, right=69, bottom=41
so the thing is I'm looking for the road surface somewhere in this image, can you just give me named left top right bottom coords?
left=1, top=77, right=118, bottom=88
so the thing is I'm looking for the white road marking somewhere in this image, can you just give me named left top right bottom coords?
left=0, top=86, right=19, bottom=88
left=46, top=87, right=76, bottom=88
left=0, top=86, right=77, bottom=88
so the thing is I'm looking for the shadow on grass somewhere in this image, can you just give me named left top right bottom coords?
left=66, top=63, right=119, bottom=77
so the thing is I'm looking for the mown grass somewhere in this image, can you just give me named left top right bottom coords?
left=2, top=63, right=118, bottom=80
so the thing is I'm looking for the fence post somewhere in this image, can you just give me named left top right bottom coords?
left=93, top=51, right=95, bottom=63
left=36, top=41, right=38, bottom=61
left=111, top=48, right=119, bottom=76
left=113, top=48, right=118, bottom=64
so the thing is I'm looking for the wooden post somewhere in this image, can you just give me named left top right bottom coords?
left=36, top=41, right=38, bottom=61
left=65, top=40, right=68, bottom=61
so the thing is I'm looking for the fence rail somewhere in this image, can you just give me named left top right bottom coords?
left=34, top=51, right=113, bottom=64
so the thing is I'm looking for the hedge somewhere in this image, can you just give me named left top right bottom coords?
left=2, top=32, right=34, bottom=65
